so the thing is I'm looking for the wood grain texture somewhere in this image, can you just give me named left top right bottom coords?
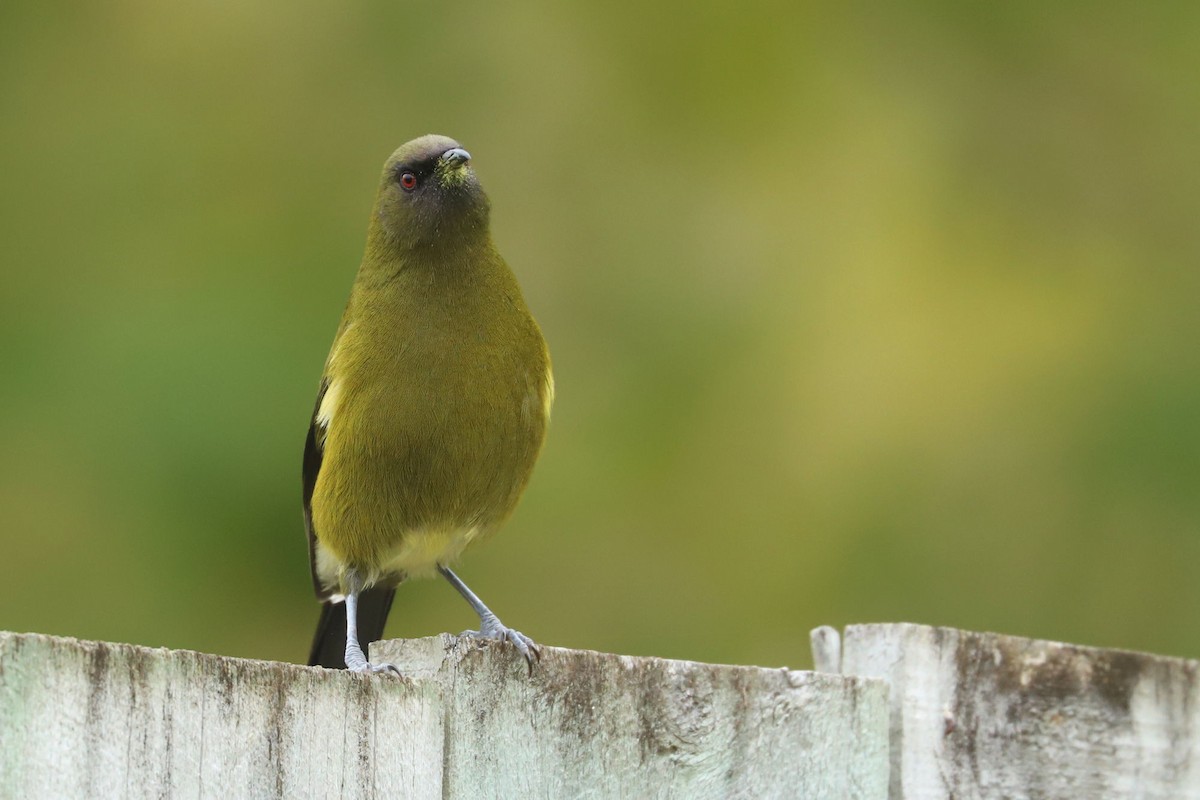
left=0, top=631, right=888, bottom=799
left=0, top=632, right=442, bottom=799
left=837, top=623, right=1200, bottom=800
left=374, top=635, right=890, bottom=800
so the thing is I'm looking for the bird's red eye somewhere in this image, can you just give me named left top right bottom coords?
left=400, top=172, right=417, bottom=190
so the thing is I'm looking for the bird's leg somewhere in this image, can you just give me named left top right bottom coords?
left=438, top=565, right=541, bottom=670
left=343, top=573, right=401, bottom=676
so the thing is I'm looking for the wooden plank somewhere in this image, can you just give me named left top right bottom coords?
left=835, top=623, right=1200, bottom=799
left=376, top=634, right=890, bottom=799
left=0, top=632, right=443, bottom=799
left=1, top=630, right=889, bottom=798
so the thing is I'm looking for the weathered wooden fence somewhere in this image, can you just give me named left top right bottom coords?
left=817, top=623, right=1200, bottom=799
left=1, top=624, right=1196, bottom=798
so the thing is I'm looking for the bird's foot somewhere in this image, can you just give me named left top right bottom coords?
left=464, top=612, right=542, bottom=672
left=345, top=657, right=402, bottom=676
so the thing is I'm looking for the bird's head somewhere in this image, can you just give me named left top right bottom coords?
left=369, top=134, right=490, bottom=250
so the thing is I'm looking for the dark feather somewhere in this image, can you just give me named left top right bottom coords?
left=307, top=589, right=396, bottom=669
left=303, top=377, right=330, bottom=598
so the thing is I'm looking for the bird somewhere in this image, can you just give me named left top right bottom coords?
left=303, top=135, right=553, bottom=674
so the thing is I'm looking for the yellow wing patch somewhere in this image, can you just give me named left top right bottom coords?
left=542, top=368, right=555, bottom=421
left=316, top=379, right=342, bottom=430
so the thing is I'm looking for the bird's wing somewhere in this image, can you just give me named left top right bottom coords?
left=303, top=377, right=331, bottom=599
left=303, top=371, right=398, bottom=668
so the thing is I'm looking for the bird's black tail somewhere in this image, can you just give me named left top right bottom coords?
left=307, top=587, right=396, bottom=669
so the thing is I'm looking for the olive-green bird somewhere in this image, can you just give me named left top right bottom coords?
left=303, top=135, right=553, bottom=673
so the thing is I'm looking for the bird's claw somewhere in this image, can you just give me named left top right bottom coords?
left=465, top=616, right=542, bottom=672
left=346, top=659, right=402, bottom=676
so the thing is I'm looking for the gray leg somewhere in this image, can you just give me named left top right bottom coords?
left=439, top=565, right=541, bottom=669
left=344, top=574, right=401, bottom=675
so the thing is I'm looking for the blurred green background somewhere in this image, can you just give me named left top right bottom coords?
left=2, top=2, right=1198, bottom=670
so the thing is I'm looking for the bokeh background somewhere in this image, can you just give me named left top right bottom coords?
left=2, top=3, right=1198, bottom=670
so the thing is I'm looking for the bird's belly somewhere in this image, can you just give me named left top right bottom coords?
left=311, top=346, right=547, bottom=587
left=379, top=525, right=482, bottom=579
left=311, top=413, right=536, bottom=581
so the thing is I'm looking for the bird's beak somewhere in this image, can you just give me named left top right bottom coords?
left=441, top=148, right=471, bottom=167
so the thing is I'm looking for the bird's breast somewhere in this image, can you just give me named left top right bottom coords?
left=310, top=305, right=550, bottom=577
